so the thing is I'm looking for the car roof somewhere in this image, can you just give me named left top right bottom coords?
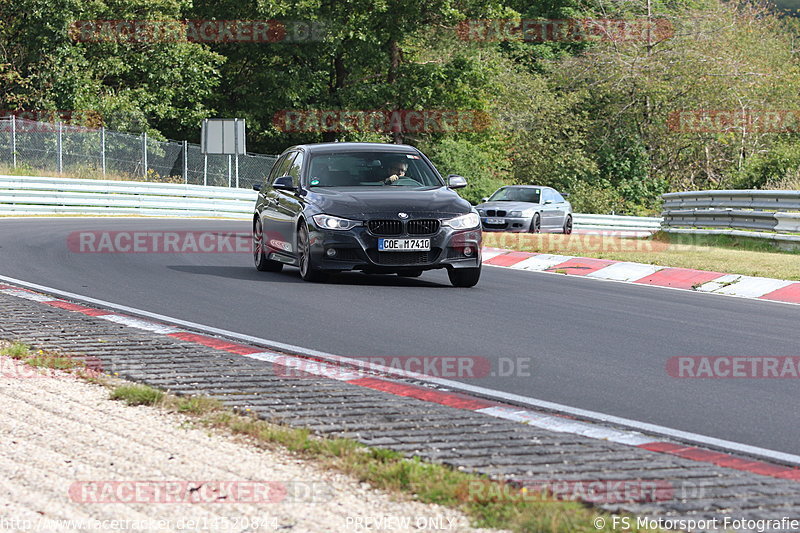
left=500, top=185, right=550, bottom=190
left=288, top=142, right=421, bottom=155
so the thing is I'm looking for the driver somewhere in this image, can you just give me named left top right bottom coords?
left=380, top=159, right=408, bottom=185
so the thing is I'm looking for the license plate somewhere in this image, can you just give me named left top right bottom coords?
left=485, top=218, right=504, bottom=224
left=378, top=238, right=431, bottom=252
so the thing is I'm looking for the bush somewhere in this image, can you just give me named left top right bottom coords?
left=421, top=137, right=510, bottom=204
left=566, top=180, right=627, bottom=214
left=734, top=141, right=800, bottom=189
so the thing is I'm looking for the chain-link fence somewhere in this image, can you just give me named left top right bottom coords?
left=0, top=116, right=278, bottom=188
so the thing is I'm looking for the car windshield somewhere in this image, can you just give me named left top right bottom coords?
left=488, top=187, right=541, bottom=203
left=307, top=152, right=443, bottom=188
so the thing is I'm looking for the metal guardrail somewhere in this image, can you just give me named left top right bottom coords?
left=662, top=190, right=800, bottom=211
left=0, top=175, right=668, bottom=233
left=661, top=190, right=800, bottom=244
left=573, top=214, right=662, bottom=233
left=0, top=175, right=256, bottom=218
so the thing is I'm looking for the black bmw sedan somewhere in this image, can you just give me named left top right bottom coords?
left=252, top=142, right=482, bottom=287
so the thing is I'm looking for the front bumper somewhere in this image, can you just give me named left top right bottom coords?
left=480, top=216, right=533, bottom=232
left=307, top=222, right=482, bottom=272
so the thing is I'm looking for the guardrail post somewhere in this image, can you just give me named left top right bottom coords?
left=182, top=140, right=188, bottom=184
left=227, top=154, right=232, bottom=187
left=57, top=122, right=63, bottom=174
left=142, top=132, right=148, bottom=179
left=235, top=153, right=239, bottom=188
left=234, top=119, right=241, bottom=188
left=100, top=127, right=106, bottom=176
left=10, top=115, right=16, bottom=169
left=203, top=154, right=208, bottom=186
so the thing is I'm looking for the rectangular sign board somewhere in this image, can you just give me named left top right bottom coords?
left=201, top=118, right=246, bottom=155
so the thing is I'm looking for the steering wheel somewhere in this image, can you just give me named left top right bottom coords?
left=389, top=177, right=421, bottom=186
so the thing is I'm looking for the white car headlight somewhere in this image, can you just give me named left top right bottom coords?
left=443, top=212, right=481, bottom=230
left=509, top=211, right=523, bottom=217
left=477, top=209, right=485, bottom=216
left=312, top=214, right=361, bottom=230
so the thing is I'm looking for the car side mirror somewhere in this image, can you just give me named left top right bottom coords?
left=562, top=193, right=570, bottom=198
left=273, top=176, right=295, bottom=191
left=543, top=199, right=553, bottom=205
left=252, top=183, right=262, bottom=191
left=481, top=197, right=489, bottom=203
left=447, top=174, right=467, bottom=189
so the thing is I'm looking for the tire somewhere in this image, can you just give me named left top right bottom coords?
left=529, top=213, right=541, bottom=233
left=297, top=223, right=328, bottom=282
left=562, top=215, right=573, bottom=235
left=448, top=266, right=481, bottom=288
left=397, top=269, right=423, bottom=278
left=253, top=218, right=283, bottom=272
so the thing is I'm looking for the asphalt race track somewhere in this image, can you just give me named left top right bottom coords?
left=1, top=218, right=798, bottom=455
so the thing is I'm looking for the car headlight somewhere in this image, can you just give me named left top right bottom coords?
left=509, top=211, right=523, bottom=217
left=443, top=212, right=481, bottom=230
left=477, top=209, right=485, bottom=216
left=312, top=214, right=361, bottom=230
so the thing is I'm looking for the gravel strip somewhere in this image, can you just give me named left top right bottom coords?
left=0, top=355, right=501, bottom=533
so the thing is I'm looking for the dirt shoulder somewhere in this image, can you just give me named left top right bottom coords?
left=0, top=354, right=499, bottom=533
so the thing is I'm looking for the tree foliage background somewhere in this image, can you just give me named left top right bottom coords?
left=3, top=0, right=800, bottom=211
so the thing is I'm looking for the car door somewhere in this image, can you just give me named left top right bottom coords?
left=540, top=189, right=561, bottom=229
left=548, top=190, right=569, bottom=230
left=261, top=152, right=295, bottom=255
left=273, top=150, right=305, bottom=255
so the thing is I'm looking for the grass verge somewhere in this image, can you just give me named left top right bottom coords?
left=3, top=340, right=663, bottom=532
left=483, top=231, right=800, bottom=281
left=105, top=381, right=662, bottom=533
left=1, top=341, right=86, bottom=372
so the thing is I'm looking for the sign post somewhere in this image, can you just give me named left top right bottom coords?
left=201, top=118, right=246, bottom=188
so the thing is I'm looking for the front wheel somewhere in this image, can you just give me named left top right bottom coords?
left=253, top=218, right=283, bottom=272
left=297, top=223, right=328, bottom=282
left=562, top=215, right=573, bottom=235
left=529, top=213, right=541, bottom=233
left=448, top=266, right=481, bottom=288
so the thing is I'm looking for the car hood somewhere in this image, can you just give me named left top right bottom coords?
left=307, top=187, right=472, bottom=218
left=475, top=201, right=539, bottom=212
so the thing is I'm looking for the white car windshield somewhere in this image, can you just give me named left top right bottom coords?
left=488, top=187, right=541, bottom=203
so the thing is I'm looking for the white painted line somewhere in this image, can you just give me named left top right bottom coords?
left=242, top=351, right=366, bottom=381
left=0, top=289, right=57, bottom=302
left=480, top=249, right=507, bottom=261
left=697, top=274, right=795, bottom=298
left=2, top=274, right=800, bottom=466
left=586, top=262, right=664, bottom=282
left=97, top=314, right=181, bottom=334
left=477, top=406, right=654, bottom=446
left=508, top=254, right=574, bottom=271
left=483, top=261, right=800, bottom=308
left=695, top=274, right=742, bottom=293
